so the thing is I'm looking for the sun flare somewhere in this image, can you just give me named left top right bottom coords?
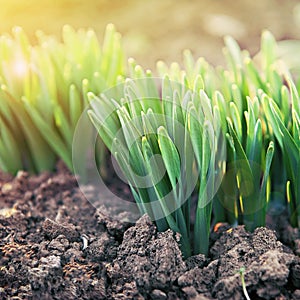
left=12, top=59, right=28, bottom=77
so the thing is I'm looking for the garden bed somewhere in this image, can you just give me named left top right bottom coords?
left=1, top=163, right=300, bottom=300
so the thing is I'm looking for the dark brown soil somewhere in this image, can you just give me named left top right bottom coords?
left=1, top=163, right=300, bottom=299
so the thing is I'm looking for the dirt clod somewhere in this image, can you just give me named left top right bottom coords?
left=42, top=218, right=80, bottom=242
left=107, top=215, right=186, bottom=297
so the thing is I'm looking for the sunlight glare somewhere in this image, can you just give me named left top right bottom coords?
left=13, top=59, right=28, bottom=77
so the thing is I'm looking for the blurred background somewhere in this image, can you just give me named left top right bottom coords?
left=0, top=0, right=300, bottom=69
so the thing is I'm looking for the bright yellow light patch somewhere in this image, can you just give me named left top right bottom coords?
left=0, top=207, right=17, bottom=218
left=13, top=59, right=28, bottom=77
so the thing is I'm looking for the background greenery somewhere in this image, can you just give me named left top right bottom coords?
left=1, top=0, right=300, bottom=69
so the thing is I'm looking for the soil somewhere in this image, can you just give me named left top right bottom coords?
left=1, top=163, right=300, bottom=300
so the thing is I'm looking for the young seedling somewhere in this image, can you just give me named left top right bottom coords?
left=88, top=73, right=226, bottom=257
left=239, top=267, right=251, bottom=300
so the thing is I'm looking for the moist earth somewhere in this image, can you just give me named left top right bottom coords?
left=0, top=164, right=300, bottom=299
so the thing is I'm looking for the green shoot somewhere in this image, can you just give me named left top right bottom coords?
left=239, top=267, right=251, bottom=300
left=88, top=78, right=226, bottom=257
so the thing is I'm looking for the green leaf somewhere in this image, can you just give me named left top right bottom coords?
left=224, top=35, right=242, bottom=66
left=157, top=126, right=181, bottom=190
left=261, top=30, right=277, bottom=71
left=287, top=77, right=300, bottom=116
left=188, top=104, right=203, bottom=167
left=23, top=100, right=72, bottom=169
left=69, top=84, right=82, bottom=128
left=229, top=102, right=242, bottom=141
left=53, top=105, right=73, bottom=148
left=244, top=57, right=266, bottom=90
left=269, top=99, right=298, bottom=169
left=255, top=141, right=274, bottom=227
left=0, top=119, right=23, bottom=173
left=231, top=84, right=243, bottom=116
left=3, top=89, right=56, bottom=172
left=213, top=91, right=228, bottom=134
